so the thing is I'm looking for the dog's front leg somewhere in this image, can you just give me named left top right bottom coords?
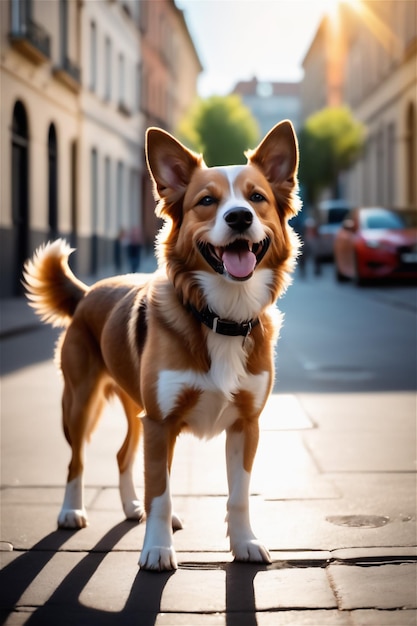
left=139, top=416, right=177, bottom=571
left=226, top=423, right=271, bottom=563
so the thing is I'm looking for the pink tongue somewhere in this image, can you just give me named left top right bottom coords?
left=222, top=249, right=256, bottom=278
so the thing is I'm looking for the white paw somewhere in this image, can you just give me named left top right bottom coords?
left=58, top=508, right=88, bottom=529
left=232, top=539, right=271, bottom=564
left=139, top=546, right=178, bottom=571
left=123, top=499, right=145, bottom=522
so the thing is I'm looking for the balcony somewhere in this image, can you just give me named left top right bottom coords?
left=53, top=56, right=81, bottom=93
left=9, top=19, right=50, bottom=64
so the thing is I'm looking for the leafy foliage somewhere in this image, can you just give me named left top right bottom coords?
left=178, top=95, right=260, bottom=166
left=298, top=106, right=366, bottom=204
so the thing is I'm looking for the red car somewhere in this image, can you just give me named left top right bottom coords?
left=334, top=207, right=417, bottom=284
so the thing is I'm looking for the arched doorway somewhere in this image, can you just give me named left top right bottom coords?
left=406, top=102, right=416, bottom=206
left=11, top=100, right=29, bottom=295
left=48, top=124, right=58, bottom=239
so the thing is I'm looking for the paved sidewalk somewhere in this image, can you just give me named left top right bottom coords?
left=1, top=263, right=416, bottom=625
left=0, top=251, right=158, bottom=339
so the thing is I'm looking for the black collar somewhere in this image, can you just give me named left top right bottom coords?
left=189, top=304, right=259, bottom=338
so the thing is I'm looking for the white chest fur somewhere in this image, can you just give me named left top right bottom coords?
left=157, top=334, right=269, bottom=439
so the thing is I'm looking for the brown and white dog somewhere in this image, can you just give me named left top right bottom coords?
left=24, top=121, right=300, bottom=571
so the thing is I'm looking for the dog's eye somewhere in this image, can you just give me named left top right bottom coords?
left=250, top=192, right=266, bottom=203
left=198, top=196, right=217, bottom=207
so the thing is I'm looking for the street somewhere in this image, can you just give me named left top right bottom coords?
left=277, top=264, right=417, bottom=393
left=1, top=263, right=416, bottom=389
left=1, top=263, right=416, bottom=625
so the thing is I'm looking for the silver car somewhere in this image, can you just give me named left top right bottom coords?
left=309, top=199, right=352, bottom=274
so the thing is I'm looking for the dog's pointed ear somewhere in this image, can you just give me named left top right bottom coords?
left=246, top=120, right=300, bottom=216
left=247, top=120, right=299, bottom=186
left=146, top=128, right=203, bottom=203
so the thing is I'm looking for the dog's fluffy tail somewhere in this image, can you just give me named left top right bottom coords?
left=23, top=239, right=88, bottom=327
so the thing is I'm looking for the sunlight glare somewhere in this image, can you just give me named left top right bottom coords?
left=319, top=0, right=399, bottom=54
left=344, top=0, right=400, bottom=53
left=320, top=0, right=362, bottom=21
left=321, top=0, right=341, bottom=21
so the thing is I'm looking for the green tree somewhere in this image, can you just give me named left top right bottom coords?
left=178, top=95, right=260, bottom=166
left=298, top=106, right=366, bottom=204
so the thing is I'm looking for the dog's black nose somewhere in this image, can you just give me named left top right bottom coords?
left=224, top=208, right=253, bottom=233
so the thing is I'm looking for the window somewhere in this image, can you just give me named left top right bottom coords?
left=91, top=148, right=98, bottom=232
left=70, top=140, right=78, bottom=248
left=362, top=138, right=371, bottom=206
left=105, top=36, right=111, bottom=101
left=116, top=161, right=124, bottom=231
left=11, top=100, right=29, bottom=294
left=60, top=0, right=68, bottom=64
left=406, top=103, right=416, bottom=206
left=135, top=63, right=140, bottom=113
left=90, top=21, right=97, bottom=91
left=10, top=0, right=50, bottom=61
left=140, top=67, right=147, bottom=113
left=11, top=0, right=31, bottom=33
left=376, top=129, right=385, bottom=205
left=129, top=168, right=139, bottom=228
left=48, top=124, right=58, bottom=239
left=362, top=209, right=416, bottom=230
left=104, top=156, right=112, bottom=233
left=386, top=123, right=395, bottom=207
left=404, top=0, right=417, bottom=48
left=118, top=52, right=125, bottom=106
left=90, top=147, right=99, bottom=273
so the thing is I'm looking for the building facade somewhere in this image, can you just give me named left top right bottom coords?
left=139, top=0, right=201, bottom=245
left=301, top=10, right=347, bottom=121
left=1, top=0, right=82, bottom=295
left=343, top=0, right=417, bottom=209
left=300, top=0, right=416, bottom=210
left=0, top=0, right=200, bottom=296
left=78, top=0, right=143, bottom=275
left=231, top=77, right=301, bottom=136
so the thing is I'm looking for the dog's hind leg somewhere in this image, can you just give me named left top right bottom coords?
left=115, top=388, right=144, bottom=521
left=59, top=377, right=106, bottom=529
left=58, top=328, right=108, bottom=529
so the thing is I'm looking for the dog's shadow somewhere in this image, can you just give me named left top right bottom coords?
left=0, top=523, right=265, bottom=626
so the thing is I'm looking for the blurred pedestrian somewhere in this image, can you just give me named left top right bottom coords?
left=114, top=228, right=126, bottom=272
left=126, top=226, right=143, bottom=273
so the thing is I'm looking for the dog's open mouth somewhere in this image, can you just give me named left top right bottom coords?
left=198, top=238, right=270, bottom=281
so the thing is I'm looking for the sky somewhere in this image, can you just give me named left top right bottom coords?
left=176, top=0, right=334, bottom=97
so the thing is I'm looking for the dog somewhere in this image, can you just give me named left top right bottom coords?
left=23, top=121, right=301, bottom=571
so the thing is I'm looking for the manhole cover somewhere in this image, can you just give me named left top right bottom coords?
left=326, top=515, right=390, bottom=528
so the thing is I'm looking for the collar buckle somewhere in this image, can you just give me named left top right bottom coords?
left=189, top=305, right=258, bottom=338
